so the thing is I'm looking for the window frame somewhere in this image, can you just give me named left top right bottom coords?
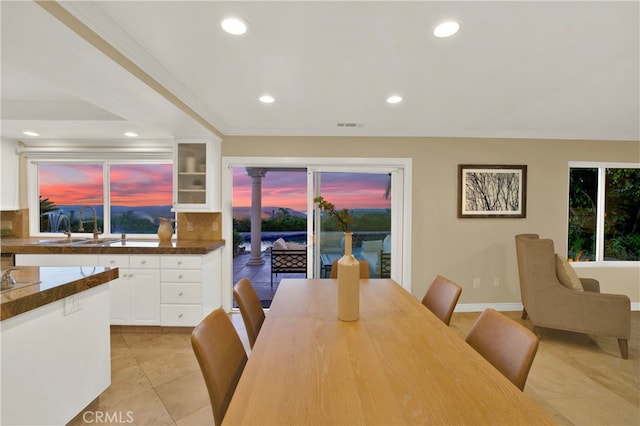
left=568, top=161, right=640, bottom=267
left=25, top=146, right=174, bottom=239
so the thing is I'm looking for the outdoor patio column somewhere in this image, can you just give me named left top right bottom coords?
left=246, top=167, right=268, bottom=265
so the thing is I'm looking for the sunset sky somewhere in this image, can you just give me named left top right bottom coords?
left=39, top=164, right=391, bottom=211
left=232, top=168, right=390, bottom=211
left=39, top=164, right=174, bottom=206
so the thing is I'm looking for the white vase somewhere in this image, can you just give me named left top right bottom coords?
left=337, top=232, right=359, bottom=321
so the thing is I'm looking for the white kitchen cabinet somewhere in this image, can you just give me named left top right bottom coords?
left=172, top=138, right=220, bottom=212
left=1, top=138, right=19, bottom=210
left=98, top=255, right=129, bottom=325
left=99, top=254, right=160, bottom=325
left=160, top=255, right=205, bottom=326
left=129, top=269, right=161, bottom=325
left=15, top=251, right=221, bottom=327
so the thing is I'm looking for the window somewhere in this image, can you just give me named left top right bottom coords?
left=38, top=162, right=173, bottom=236
left=568, top=163, right=640, bottom=262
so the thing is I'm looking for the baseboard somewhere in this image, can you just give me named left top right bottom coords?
left=457, top=302, right=640, bottom=312
left=455, top=303, right=523, bottom=313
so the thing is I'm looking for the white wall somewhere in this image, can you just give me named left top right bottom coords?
left=222, top=136, right=640, bottom=305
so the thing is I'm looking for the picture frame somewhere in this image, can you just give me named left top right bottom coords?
left=458, top=164, right=527, bottom=218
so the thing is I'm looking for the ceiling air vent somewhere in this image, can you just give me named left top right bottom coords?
left=337, top=122, right=364, bottom=128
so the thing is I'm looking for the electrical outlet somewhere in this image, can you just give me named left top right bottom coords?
left=64, top=296, right=82, bottom=315
left=187, top=222, right=194, bottom=232
left=211, top=221, right=218, bottom=232
left=473, top=278, right=480, bottom=288
left=493, top=277, right=501, bottom=287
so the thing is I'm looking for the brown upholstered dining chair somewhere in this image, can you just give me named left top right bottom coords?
left=330, top=259, right=370, bottom=279
left=233, top=278, right=265, bottom=349
left=421, top=275, right=462, bottom=326
left=191, top=308, right=248, bottom=426
left=465, top=308, right=539, bottom=391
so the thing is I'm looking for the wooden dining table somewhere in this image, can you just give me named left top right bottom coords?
left=223, top=279, right=554, bottom=425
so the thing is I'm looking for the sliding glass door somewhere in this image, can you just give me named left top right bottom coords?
left=222, top=156, right=411, bottom=312
left=308, top=168, right=401, bottom=280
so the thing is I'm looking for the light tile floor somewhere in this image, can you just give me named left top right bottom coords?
left=70, top=311, right=639, bottom=426
left=69, top=315, right=249, bottom=426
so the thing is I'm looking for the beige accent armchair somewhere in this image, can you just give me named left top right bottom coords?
left=515, top=234, right=630, bottom=359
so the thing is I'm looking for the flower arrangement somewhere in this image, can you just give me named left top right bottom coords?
left=314, top=196, right=353, bottom=233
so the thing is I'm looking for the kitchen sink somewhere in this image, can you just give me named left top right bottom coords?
left=29, top=237, right=121, bottom=246
left=30, top=238, right=94, bottom=245
left=73, top=238, right=121, bottom=246
left=1, top=280, right=41, bottom=293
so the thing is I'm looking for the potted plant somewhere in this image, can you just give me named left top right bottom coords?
left=233, top=229, right=245, bottom=257
left=313, top=196, right=352, bottom=232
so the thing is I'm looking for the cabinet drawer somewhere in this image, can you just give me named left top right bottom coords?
left=161, top=269, right=202, bottom=283
left=161, top=304, right=203, bottom=326
left=161, top=256, right=201, bottom=270
left=130, top=255, right=160, bottom=269
left=161, top=284, right=202, bottom=304
left=98, top=254, right=129, bottom=268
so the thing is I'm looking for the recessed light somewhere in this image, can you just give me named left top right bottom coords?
left=434, top=21, right=460, bottom=38
left=386, top=95, right=403, bottom=104
left=124, top=132, right=138, bottom=137
left=221, top=17, right=248, bottom=35
left=259, top=95, right=275, bottom=104
left=22, top=131, right=39, bottom=136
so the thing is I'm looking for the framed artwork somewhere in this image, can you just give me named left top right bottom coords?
left=458, top=164, right=527, bottom=218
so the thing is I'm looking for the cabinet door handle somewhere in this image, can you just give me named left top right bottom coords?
left=141, top=260, right=146, bottom=264
left=109, top=260, right=115, bottom=264
left=177, top=261, right=182, bottom=265
left=178, top=274, right=183, bottom=279
left=178, top=314, right=183, bottom=318
left=178, top=292, right=184, bottom=296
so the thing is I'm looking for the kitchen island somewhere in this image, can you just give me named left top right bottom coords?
left=1, top=265, right=118, bottom=425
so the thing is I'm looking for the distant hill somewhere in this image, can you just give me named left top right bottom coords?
left=233, top=206, right=306, bottom=220
left=233, top=206, right=389, bottom=220
left=55, top=205, right=173, bottom=223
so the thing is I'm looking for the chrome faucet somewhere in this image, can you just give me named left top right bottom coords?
left=78, top=206, right=101, bottom=239
left=1, top=269, right=16, bottom=290
left=60, top=213, right=72, bottom=238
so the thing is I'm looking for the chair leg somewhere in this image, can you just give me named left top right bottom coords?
left=618, top=339, right=628, bottom=359
left=521, top=308, right=528, bottom=320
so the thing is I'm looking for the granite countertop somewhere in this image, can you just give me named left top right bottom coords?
left=1, top=266, right=119, bottom=320
left=0, top=237, right=225, bottom=255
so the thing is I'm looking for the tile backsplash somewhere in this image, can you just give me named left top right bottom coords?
left=0, top=208, right=29, bottom=238
left=0, top=209, right=222, bottom=241
left=176, top=212, right=221, bottom=241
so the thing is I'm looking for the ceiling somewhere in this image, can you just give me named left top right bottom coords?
left=2, top=1, right=639, bottom=143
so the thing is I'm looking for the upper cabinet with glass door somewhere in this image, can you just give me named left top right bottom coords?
left=172, top=139, right=220, bottom=212
left=1, top=138, right=20, bottom=210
